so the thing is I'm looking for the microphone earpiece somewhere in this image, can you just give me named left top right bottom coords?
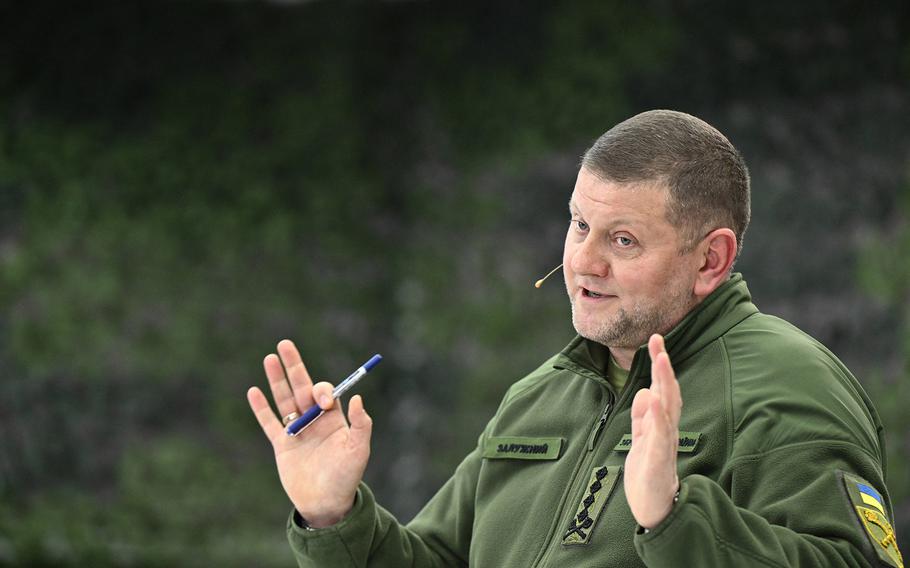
left=534, top=264, right=563, bottom=288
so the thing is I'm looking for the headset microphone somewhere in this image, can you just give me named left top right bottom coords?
left=534, top=264, right=563, bottom=288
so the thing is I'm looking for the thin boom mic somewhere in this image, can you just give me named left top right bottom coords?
left=534, top=264, right=563, bottom=288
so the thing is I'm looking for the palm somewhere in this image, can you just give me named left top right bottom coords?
left=247, top=340, right=373, bottom=527
left=624, top=334, right=681, bottom=529
left=275, top=415, right=369, bottom=516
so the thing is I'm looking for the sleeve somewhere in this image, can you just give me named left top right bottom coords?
left=633, top=442, right=902, bottom=567
left=286, top=430, right=486, bottom=568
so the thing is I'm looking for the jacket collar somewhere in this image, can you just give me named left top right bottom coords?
left=555, top=273, right=758, bottom=382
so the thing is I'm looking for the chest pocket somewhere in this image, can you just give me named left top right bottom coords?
left=482, top=436, right=563, bottom=460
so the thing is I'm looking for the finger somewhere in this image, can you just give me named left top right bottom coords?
left=648, top=391, right=671, bottom=435
left=630, top=388, right=651, bottom=442
left=264, top=353, right=300, bottom=418
left=649, top=335, right=677, bottom=408
left=649, top=393, right=679, bottom=455
left=347, top=395, right=373, bottom=449
left=655, top=351, right=683, bottom=428
left=648, top=334, right=665, bottom=402
left=277, top=339, right=316, bottom=410
left=311, top=381, right=336, bottom=411
left=247, top=386, right=283, bottom=443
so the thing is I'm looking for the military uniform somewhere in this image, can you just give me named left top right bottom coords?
left=288, top=274, right=903, bottom=567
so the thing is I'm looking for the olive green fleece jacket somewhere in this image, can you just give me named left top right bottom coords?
left=288, top=274, right=901, bottom=567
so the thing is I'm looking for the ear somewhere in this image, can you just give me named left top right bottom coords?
left=693, top=228, right=737, bottom=298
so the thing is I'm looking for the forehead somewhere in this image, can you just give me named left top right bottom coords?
left=569, top=168, right=672, bottom=227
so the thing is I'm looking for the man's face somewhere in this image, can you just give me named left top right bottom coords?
left=563, top=168, right=700, bottom=350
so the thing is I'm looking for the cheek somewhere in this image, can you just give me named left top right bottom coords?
left=561, top=233, right=573, bottom=265
left=562, top=240, right=578, bottom=272
left=615, top=262, right=673, bottom=295
left=562, top=242, right=576, bottom=285
left=608, top=257, right=655, bottom=288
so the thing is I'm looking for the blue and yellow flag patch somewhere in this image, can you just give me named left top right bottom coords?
left=857, top=482, right=886, bottom=515
left=842, top=472, right=903, bottom=568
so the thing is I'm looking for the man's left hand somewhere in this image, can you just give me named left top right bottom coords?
left=624, top=333, right=682, bottom=530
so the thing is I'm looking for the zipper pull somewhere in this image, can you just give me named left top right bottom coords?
left=587, top=404, right=611, bottom=451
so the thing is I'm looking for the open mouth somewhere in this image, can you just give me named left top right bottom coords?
left=582, top=288, right=609, bottom=299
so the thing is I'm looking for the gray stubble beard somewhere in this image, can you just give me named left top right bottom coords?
left=569, top=290, right=695, bottom=350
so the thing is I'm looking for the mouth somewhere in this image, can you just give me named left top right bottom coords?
left=581, top=287, right=613, bottom=299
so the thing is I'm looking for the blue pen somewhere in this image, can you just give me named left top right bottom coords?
left=286, top=354, right=383, bottom=436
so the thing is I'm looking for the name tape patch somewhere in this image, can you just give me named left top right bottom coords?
left=482, top=436, right=563, bottom=460
left=614, top=432, right=701, bottom=453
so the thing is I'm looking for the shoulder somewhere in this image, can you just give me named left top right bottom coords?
left=722, top=313, right=882, bottom=460
left=500, top=353, right=562, bottom=406
left=724, top=312, right=848, bottom=379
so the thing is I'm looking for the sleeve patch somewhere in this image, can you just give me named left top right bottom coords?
left=842, top=472, right=903, bottom=568
left=858, top=483, right=886, bottom=514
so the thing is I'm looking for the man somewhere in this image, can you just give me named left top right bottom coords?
left=248, top=110, right=903, bottom=567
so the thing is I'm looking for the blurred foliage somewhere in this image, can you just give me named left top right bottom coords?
left=0, top=0, right=907, bottom=565
left=857, top=177, right=910, bottom=518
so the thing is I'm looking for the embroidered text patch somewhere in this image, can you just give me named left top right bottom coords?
left=482, top=437, right=563, bottom=460
left=614, top=432, right=701, bottom=453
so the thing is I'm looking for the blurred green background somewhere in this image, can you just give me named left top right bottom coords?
left=0, top=1, right=908, bottom=565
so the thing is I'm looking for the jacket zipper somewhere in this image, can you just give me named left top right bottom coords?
left=532, top=388, right=613, bottom=568
left=587, top=401, right=612, bottom=451
left=534, top=359, right=644, bottom=567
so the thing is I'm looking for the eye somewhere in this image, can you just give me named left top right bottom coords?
left=614, top=235, right=635, bottom=247
left=572, top=219, right=589, bottom=232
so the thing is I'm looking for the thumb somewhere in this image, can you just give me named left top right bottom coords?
left=312, top=381, right=336, bottom=410
left=347, top=395, right=373, bottom=449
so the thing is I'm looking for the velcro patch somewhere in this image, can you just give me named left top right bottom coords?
left=614, top=432, right=701, bottom=453
left=842, top=472, right=903, bottom=568
left=482, top=437, right=563, bottom=460
left=562, top=465, right=621, bottom=545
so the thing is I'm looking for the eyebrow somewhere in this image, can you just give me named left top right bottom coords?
left=568, top=199, right=642, bottom=230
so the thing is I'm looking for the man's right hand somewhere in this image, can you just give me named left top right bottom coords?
left=247, top=339, right=373, bottom=528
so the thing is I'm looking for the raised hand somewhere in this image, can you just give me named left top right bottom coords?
left=247, top=340, right=373, bottom=528
left=624, top=334, right=682, bottom=529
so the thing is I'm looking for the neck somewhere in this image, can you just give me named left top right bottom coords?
left=610, top=347, right=635, bottom=371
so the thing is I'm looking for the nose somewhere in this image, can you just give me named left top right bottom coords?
left=568, top=236, right=609, bottom=278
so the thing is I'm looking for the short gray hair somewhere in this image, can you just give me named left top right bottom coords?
left=582, top=110, right=751, bottom=260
